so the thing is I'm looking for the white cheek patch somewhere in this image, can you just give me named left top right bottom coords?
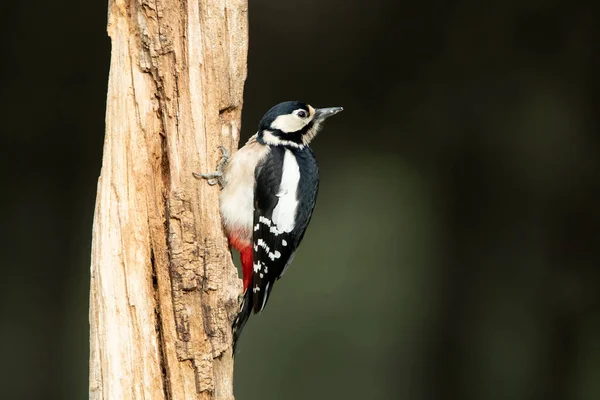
left=271, top=149, right=300, bottom=233
left=271, top=114, right=309, bottom=133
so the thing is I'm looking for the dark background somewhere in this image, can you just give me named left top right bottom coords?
left=1, top=0, right=599, bottom=399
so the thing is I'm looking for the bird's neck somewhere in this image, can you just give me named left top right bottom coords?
left=258, top=129, right=306, bottom=149
left=258, top=122, right=321, bottom=149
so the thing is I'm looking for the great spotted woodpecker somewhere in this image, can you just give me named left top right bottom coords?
left=195, top=101, right=343, bottom=350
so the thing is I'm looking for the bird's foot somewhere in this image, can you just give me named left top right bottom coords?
left=193, top=146, right=229, bottom=188
left=193, top=171, right=223, bottom=186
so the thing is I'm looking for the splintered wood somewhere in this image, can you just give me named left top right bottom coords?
left=89, top=1, right=248, bottom=399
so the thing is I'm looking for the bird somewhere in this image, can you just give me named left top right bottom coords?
left=195, top=101, right=343, bottom=351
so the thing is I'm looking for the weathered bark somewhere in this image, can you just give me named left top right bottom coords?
left=89, top=0, right=248, bottom=399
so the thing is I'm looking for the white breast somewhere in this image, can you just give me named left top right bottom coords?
left=219, top=136, right=269, bottom=239
left=271, top=149, right=301, bottom=233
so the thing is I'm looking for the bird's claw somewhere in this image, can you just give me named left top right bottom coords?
left=193, top=146, right=230, bottom=188
left=216, top=146, right=230, bottom=171
left=192, top=172, right=220, bottom=186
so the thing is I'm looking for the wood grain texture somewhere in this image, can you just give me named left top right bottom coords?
left=89, top=0, right=248, bottom=398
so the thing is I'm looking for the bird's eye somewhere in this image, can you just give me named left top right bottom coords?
left=296, top=110, right=307, bottom=118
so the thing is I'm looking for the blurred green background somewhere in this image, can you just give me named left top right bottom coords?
left=1, top=0, right=599, bottom=399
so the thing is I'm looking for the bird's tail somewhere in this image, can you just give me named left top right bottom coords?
left=232, top=287, right=253, bottom=353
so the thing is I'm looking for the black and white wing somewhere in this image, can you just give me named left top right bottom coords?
left=251, top=147, right=319, bottom=313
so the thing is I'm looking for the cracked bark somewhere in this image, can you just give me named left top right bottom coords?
left=89, top=0, right=248, bottom=399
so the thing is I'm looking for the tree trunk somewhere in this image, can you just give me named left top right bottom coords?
left=89, top=0, right=248, bottom=399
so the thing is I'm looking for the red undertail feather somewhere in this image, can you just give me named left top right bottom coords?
left=228, top=233, right=253, bottom=291
left=239, top=246, right=253, bottom=291
left=229, top=232, right=254, bottom=353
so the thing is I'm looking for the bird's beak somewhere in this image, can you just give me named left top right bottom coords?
left=314, top=107, right=344, bottom=121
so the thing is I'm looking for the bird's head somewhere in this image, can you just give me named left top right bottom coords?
left=257, top=101, right=343, bottom=148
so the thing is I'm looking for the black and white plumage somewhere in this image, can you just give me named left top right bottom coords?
left=251, top=145, right=320, bottom=312
left=196, top=100, right=343, bottom=351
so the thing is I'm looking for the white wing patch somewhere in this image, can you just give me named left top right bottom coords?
left=257, top=238, right=270, bottom=253
left=271, top=149, right=300, bottom=233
